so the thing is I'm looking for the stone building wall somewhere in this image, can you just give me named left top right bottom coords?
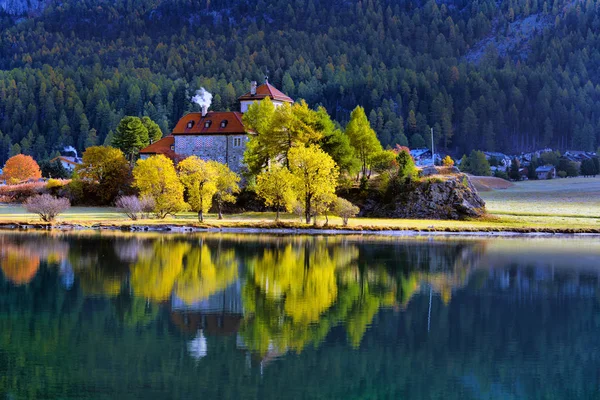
left=174, top=134, right=248, bottom=173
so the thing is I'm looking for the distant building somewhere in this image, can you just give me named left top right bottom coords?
left=563, top=150, right=596, bottom=162
left=50, top=156, right=81, bottom=172
left=535, top=165, right=556, bottom=180
left=140, top=80, right=293, bottom=173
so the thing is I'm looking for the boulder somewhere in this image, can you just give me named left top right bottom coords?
left=419, top=166, right=438, bottom=177
left=361, top=174, right=486, bottom=220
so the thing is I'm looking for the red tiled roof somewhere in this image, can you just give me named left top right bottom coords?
left=238, top=82, right=293, bottom=103
left=51, top=156, right=79, bottom=165
left=172, top=111, right=247, bottom=135
left=139, top=135, right=176, bottom=158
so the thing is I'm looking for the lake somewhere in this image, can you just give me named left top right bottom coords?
left=1, top=231, right=600, bottom=399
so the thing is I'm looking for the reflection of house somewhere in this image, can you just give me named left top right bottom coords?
left=139, top=79, right=293, bottom=172
left=535, top=165, right=556, bottom=180
left=170, top=281, right=244, bottom=336
left=50, top=156, right=81, bottom=172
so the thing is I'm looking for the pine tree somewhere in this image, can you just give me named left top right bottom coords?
left=112, top=116, right=150, bottom=161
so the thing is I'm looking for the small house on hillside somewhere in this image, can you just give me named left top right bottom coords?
left=51, top=156, right=81, bottom=172
left=535, top=165, right=556, bottom=180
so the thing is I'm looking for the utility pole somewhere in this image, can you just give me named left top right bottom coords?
left=431, top=127, right=435, bottom=166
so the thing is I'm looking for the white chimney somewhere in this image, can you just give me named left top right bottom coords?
left=251, top=81, right=257, bottom=95
left=202, top=105, right=208, bottom=117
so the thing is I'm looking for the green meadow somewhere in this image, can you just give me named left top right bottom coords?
left=1, top=176, right=599, bottom=233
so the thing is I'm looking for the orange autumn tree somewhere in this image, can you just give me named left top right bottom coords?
left=2, top=154, right=42, bottom=184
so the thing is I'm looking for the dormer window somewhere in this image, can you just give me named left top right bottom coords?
left=204, top=120, right=212, bottom=128
left=220, top=120, right=228, bottom=128
left=186, top=121, right=195, bottom=129
left=170, top=145, right=175, bottom=151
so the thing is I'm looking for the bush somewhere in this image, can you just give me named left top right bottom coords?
left=558, top=171, right=567, bottom=178
left=24, top=194, right=70, bottom=222
left=493, top=169, right=509, bottom=180
left=115, top=195, right=142, bottom=220
left=334, top=197, right=360, bottom=226
left=442, top=155, right=454, bottom=167
left=0, top=181, right=46, bottom=203
left=139, top=195, right=156, bottom=219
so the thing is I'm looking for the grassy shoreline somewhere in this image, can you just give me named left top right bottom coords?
left=1, top=176, right=598, bottom=235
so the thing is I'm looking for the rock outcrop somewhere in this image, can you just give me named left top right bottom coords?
left=361, top=174, right=486, bottom=220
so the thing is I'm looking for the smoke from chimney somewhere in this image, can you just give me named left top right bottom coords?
left=250, top=81, right=257, bottom=96
left=192, top=88, right=213, bottom=117
left=63, top=146, right=78, bottom=160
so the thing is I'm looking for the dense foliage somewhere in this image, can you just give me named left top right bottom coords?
left=1, top=0, right=600, bottom=167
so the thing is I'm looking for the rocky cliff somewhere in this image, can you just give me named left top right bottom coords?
left=360, top=174, right=486, bottom=220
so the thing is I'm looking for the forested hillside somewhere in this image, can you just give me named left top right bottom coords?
left=1, top=0, right=600, bottom=165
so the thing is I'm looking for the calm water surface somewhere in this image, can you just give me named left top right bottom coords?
left=1, top=231, right=600, bottom=399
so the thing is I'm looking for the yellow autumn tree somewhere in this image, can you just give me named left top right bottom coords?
left=178, top=156, right=217, bottom=222
left=442, top=155, right=455, bottom=167
left=243, top=99, right=322, bottom=174
left=288, top=145, right=339, bottom=224
left=132, top=154, right=187, bottom=218
left=209, top=161, right=240, bottom=219
left=255, top=166, right=296, bottom=221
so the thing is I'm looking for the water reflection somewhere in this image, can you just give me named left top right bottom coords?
left=1, top=232, right=600, bottom=399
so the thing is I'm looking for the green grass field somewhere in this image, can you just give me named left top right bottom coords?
left=481, top=176, right=600, bottom=218
left=0, top=176, right=598, bottom=232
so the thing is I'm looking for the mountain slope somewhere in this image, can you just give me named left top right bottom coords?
left=0, top=0, right=599, bottom=165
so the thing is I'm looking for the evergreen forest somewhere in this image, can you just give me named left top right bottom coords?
left=1, top=0, right=600, bottom=166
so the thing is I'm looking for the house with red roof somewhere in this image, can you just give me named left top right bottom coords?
left=140, top=79, right=293, bottom=173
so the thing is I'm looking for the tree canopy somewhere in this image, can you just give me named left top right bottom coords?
left=2, top=154, right=42, bottom=184
left=287, top=145, right=339, bottom=224
left=132, top=154, right=186, bottom=218
left=74, top=146, right=130, bottom=204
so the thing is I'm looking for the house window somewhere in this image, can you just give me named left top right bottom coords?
left=204, top=120, right=212, bottom=128
left=220, top=120, right=228, bottom=128
left=186, top=121, right=195, bottom=129
left=233, top=137, right=242, bottom=147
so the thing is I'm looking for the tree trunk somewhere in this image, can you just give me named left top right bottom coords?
left=217, top=201, right=223, bottom=220
left=305, top=196, right=311, bottom=224
left=275, top=207, right=280, bottom=221
left=198, top=210, right=203, bottom=222
left=324, top=213, right=329, bottom=226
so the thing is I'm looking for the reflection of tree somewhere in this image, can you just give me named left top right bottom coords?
left=130, top=241, right=189, bottom=302
left=174, top=245, right=238, bottom=305
left=241, top=243, right=400, bottom=353
left=0, top=244, right=40, bottom=285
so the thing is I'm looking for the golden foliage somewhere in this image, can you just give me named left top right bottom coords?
left=132, top=155, right=187, bottom=218
left=288, top=145, right=339, bottom=223
left=178, top=156, right=217, bottom=221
